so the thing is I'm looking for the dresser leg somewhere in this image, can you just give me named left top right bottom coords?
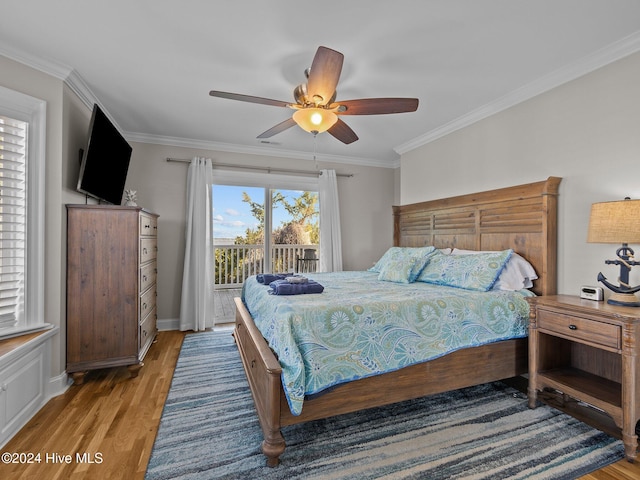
left=127, top=363, right=143, bottom=378
left=71, top=371, right=88, bottom=385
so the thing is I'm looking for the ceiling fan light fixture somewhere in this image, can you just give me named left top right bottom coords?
left=292, top=107, right=338, bottom=134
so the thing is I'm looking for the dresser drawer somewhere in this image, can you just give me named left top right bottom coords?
left=140, top=214, right=158, bottom=237
left=140, top=238, right=157, bottom=264
left=139, top=286, right=156, bottom=320
left=140, top=262, right=157, bottom=293
left=537, top=309, right=620, bottom=350
left=139, top=307, right=156, bottom=353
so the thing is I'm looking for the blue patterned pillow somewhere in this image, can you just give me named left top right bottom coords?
left=416, top=249, right=513, bottom=291
left=369, top=246, right=435, bottom=273
left=369, top=247, right=399, bottom=272
left=374, top=246, right=437, bottom=283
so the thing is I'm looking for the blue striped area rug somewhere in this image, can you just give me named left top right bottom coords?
left=145, top=331, right=624, bottom=480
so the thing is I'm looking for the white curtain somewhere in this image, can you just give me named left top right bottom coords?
left=179, top=157, right=215, bottom=331
left=318, top=169, right=343, bottom=272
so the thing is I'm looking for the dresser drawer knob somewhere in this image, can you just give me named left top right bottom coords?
left=568, top=324, right=578, bottom=330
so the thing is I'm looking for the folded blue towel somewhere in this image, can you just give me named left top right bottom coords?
left=256, top=273, right=289, bottom=284
left=268, top=279, right=324, bottom=295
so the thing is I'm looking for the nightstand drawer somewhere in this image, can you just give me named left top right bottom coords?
left=537, top=310, right=620, bottom=349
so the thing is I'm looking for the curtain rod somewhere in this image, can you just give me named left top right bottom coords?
left=165, top=157, right=353, bottom=178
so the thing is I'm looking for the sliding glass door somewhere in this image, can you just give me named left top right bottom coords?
left=271, top=188, right=319, bottom=274
left=212, top=184, right=319, bottom=288
left=212, top=184, right=265, bottom=287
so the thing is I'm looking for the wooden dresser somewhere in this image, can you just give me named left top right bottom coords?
left=66, top=205, right=158, bottom=384
left=527, top=294, right=640, bottom=461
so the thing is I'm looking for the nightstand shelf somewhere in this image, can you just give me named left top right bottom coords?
left=528, top=295, right=640, bottom=462
left=538, top=367, right=622, bottom=412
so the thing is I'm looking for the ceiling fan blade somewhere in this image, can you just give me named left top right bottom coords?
left=257, top=118, right=297, bottom=139
left=306, top=47, right=344, bottom=106
left=335, top=98, right=419, bottom=115
left=328, top=118, right=358, bottom=144
left=209, top=90, right=290, bottom=108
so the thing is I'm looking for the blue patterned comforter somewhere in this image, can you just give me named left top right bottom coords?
left=241, top=271, right=532, bottom=416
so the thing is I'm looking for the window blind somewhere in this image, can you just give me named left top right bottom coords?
left=0, top=115, right=27, bottom=329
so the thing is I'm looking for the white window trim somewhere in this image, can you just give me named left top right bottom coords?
left=0, top=86, right=47, bottom=338
left=212, top=169, right=319, bottom=192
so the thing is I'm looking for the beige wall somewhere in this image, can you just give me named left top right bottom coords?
left=125, top=143, right=396, bottom=323
left=400, top=51, right=640, bottom=298
left=1, top=51, right=396, bottom=371
left=0, top=55, right=91, bottom=379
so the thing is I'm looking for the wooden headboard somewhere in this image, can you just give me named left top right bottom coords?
left=393, top=177, right=561, bottom=296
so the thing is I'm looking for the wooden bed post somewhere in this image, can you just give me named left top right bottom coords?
left=540, top=176, right=561, bottom=296
left=233, top=298, right=286, bottom=466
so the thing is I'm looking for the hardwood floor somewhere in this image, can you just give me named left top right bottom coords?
left=1, top=329, right=638, bottom=479
left=0, top=331, right=184, bottom=480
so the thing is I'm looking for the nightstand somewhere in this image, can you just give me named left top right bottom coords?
left=527, top=295, right=640, bottom=461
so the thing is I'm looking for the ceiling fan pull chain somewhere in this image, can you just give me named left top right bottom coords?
left=313, top=133, right=319, bottom=170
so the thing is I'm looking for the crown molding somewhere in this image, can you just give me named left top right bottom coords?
left=64, top=69, right=100, bottom=111
left=13, top=31, right=636, bottom=169
left=0, top=45, right=398, bottom=168
left=0, top=45, right=106, bottom=121
left=126, top=131, right=399, bottom=169
left=0, top=44, right=72, bottom=81
left=395, top=30, right=640, bottom=155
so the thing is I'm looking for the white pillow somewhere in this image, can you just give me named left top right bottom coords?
left=450, top=249, right=538, bottom=290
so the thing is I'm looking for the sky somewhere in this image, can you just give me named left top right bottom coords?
left=212, top=185, right=315, bottom=241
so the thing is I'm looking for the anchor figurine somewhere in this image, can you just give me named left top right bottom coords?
left=597, top=244, right=640, bottom=307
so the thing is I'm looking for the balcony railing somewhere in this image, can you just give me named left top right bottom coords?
left=214, top=244, right=318, bottom=288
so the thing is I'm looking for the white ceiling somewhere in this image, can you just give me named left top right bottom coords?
left=2, top=1, right=640, bottom=167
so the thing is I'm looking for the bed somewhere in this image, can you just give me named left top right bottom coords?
left=233, top=176, right=561, bottom=466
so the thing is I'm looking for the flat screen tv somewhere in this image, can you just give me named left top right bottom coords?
left=77, top=104, right=132, bottom=205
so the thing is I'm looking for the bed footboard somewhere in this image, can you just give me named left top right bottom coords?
left=233, top=297, right=285, bottom=467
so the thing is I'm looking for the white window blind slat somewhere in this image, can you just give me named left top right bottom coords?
left=0, top=114, right=27, bottom=328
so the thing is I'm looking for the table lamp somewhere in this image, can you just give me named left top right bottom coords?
left=587, top=198, right=640, bottom=306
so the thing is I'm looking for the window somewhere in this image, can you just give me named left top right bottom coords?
left=0, top=114, right=27, bottom=330
left=0, top=86, right=46, bottom=338
left=210, top=170, right=320, bottom=287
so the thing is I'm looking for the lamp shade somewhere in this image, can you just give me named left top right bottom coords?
left=587, top=199, right=640, bottom=244
left=292, top=108, right=338, bottom=134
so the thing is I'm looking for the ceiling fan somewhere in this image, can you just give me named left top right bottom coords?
left=209, top=46, right=419, bottom=145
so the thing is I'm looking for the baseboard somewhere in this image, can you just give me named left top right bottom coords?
left=157, top=318, right=234, bottom=332
left=48, top=371, right=73, bottom=398
left=157, top=317, right=179, bottom=331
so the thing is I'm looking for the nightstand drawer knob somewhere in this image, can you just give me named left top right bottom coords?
left=568, top=324, right=578, bottom=330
